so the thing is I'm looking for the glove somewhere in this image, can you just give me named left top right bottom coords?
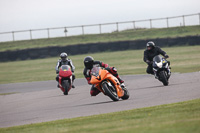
left=146, top=60, right=152, bottom=65
left=164, top=54, right=169, bottom=58
left=56, top=70, right=59, bottom=74
left=105, top=67, right=111, bottom=71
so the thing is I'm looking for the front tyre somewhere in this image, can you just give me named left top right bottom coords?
left=102, top=82, right=119, bottom=101
left=62, top=80, right=70, bottom=95
left=159, top=71, right=169, bottom=86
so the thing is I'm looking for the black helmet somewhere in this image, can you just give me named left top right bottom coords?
left=84, top=56, right=94, bottom=69
left=60, top=52, right=67, bottom=61
left=146, top=41, right=155, bottom=50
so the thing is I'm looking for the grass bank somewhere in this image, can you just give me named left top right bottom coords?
left=0, top=25, right=200, bottom=52
left=0, top=45, right=200, bottom=84
left=0, top=98, right=200, bottom=132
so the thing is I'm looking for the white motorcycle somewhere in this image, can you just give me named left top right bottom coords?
left=153, top=55, right=171, bottom=86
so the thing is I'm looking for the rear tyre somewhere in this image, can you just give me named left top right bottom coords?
left=121, top=87, right=130, bottom=100
left=159, top=71, right=168, bottom=86
left=62, top=80, right=70, bottom=95
left=102, top=82, right=119, bottom=101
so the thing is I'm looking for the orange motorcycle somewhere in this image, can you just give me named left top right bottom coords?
left=90, top=65, right=129, bottom=101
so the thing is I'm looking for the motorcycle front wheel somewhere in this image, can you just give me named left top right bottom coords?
left=159, top=71, right=169, bottom=86
left=102, top=82, right=119, bottom=101
left=62, top=80, right=70, bottom=95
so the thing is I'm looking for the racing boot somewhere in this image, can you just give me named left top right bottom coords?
left=167, top=67, right=171, bottom=79
left=168, top=70, right=171, bottom=76
left=56, top=76, right=59, bottom=88
left=120, top=83, right=125, bottom=89
left=154, top=73, right=158, bottom=79
left=72, top=84, right=75, bottom=88
left=117, top=76, right=124, bottom=84
left=153, top=70, right=158, bottom=79
left=116, top=76, right=125, bottom=88
left=72, top=74, right=75, bottom=88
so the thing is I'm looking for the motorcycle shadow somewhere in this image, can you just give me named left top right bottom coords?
left=134, top=85, right=165, bottom=90
left=74, top=100, right=123, bottom=107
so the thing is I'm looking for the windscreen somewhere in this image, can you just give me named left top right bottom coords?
left=91, top=66, right=100, bottom=77
left=153, top=55, right=162, bottom=63
left=61, top=65, right=70, bottom=71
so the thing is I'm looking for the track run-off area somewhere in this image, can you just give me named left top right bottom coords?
left=0, top=72, right=200, bottom=128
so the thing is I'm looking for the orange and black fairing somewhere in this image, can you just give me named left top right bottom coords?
left=90, top=66, right=124, bottom=98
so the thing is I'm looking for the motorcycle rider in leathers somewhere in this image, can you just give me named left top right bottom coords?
left=55, top=52, right=75, bottom=88
left=143, top=41, right=171, bottom=78
left=83, top=56, right=125, bottom=96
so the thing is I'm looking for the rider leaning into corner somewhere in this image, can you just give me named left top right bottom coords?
left=55, top=52, right=75, bottom=88
left=143, top=41, right=171, bottom=78
left=83, top=56, right=125, bottom=96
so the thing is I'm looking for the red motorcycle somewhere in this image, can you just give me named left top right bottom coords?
left=58, top=65, right=73, bottom=95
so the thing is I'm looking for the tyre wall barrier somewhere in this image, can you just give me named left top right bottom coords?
left=0, top=35, right=199, bottom=62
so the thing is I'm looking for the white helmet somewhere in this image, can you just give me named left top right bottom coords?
left=146, top=41, right=155, bottom=50
left=60, top=52, right=68, bottom=61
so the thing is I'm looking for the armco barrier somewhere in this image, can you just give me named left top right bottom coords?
left=0, top=35, right=199, bottom=62
left=1, top=13, right=199, bottom=42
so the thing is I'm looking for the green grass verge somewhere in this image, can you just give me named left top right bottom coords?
left=0, top=45, right=200, bottom=84
left=0, top=98, right=199, bottom=132
left=0, top=92, right=18, bottom=95
left=0, top=25, right=200, bottom=52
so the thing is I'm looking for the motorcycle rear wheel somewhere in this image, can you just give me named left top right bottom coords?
left=159, top=71, right=169, bottom=86
left=121, top=87, right=130, bottom=100
left=102, top=82, right=119, bottom=101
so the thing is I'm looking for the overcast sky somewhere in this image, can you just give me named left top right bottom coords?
left=0, top=0, right=200, bottom=32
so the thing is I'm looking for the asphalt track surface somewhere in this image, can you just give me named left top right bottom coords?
left=0, top=72, right=200, bottom=128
